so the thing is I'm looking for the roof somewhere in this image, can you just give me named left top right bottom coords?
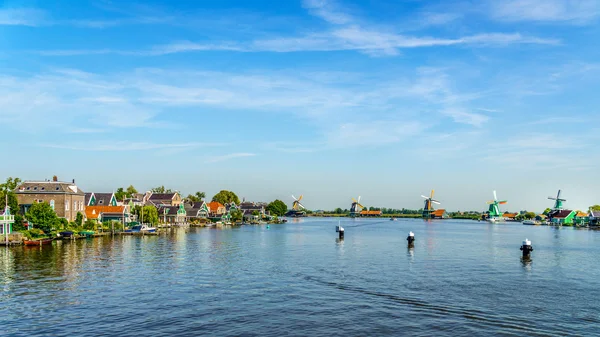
left=590, top=210, right=600, bottom=218
left=149, top=193, right=178, bottom=200
left=432, top=209, right=447, bottom=216
left=552, top=209, right=574, bottom=219
left=158, top=205, right=181, bottom=215
left=85, top=206, right=126, bottom=220
left=503, top=213, right=518, bottom=219
left=360, top=210, right=382, bottom=215
left=16, top=181, right=85, bottom=195
left=576, top=211, right=589, bottom=217
left=88, top=193, right=114, bottom=206
left=207, top=201, right=225, bottom=213
left=85, top=193, right=93, bottom=205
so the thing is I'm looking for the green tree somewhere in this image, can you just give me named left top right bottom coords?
left=126, top=185, right=138, bottom=197
left=83, top=220, right=96, bottom=230
left=137, top=205, right=159, bottom=225
left=524, top=212, right=536, bottom=220
left=151, top=186, right=173, bottom=193
left=1, top=177, right=21, bottom=214
left=115, top=187, right=126, bottom=201
left=252, top=210, right=260, bottom=216
left=186, top=192, right=206, bottom=203
left=266, top=199, right=288, bottom=216
left=75, top=212, right=84, bottom=227
left=334, top=208, right=343, bottom=214
left=590, top=205, right=600, bottom=211
left=230, top=209, right=243, bottom=222
left=13, top=214, right=25, bottom=231
left=212, top=190, right=240, bottom=205
left=543, top=208, right=552, bottom=215
left=25, top=202, right=59, bottom=234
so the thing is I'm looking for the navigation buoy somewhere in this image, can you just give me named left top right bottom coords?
left=407, top=231, right=415, bottom=246
left=520, top=238, right=533, bottom=257
left=266, top=225, right=270, bottom=229
left=336, top=224, right=344, bottom=239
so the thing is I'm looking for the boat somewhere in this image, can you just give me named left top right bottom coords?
left=130, top=224, right=156, bottom=233
left=79, top=230, right=95, bottom=237
left=59, top=231, right=74, bottom=238
left=24, top=238, right=53, bottom=246
left=522, top=220, right=539, bottom=225
left=390, top=218, right=396, bottom=221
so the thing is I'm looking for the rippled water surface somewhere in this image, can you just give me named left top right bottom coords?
left=2, top=218, right=600, bottom=336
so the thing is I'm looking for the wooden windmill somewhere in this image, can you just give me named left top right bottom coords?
left=291, top=195, right=305, bottom=211
left=487, top=190, right=507, bottom=221
left=350, top=196, right=365, bottom=217
left=421, top=190, right=440, bottom=218
left=548, top=190, right=566, bottom=210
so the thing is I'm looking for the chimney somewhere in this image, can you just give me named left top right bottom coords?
left=72, top=179, right=75, bottom=184
left=52, top=175, right=58, bottom=182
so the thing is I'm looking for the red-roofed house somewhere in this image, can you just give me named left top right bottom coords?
left=431, top=209, right=449, bottom=219
left=360, top=210, right=382, bottom=217
left=207, top=201, right=226, bottom=217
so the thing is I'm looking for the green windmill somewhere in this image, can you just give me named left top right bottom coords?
left=548, top=190, right=566, bottom=210
left=487, top=190, right=507, bottom=220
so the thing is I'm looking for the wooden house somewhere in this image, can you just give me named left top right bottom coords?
left=85, top=192, right=117, bottom=207
left=158, top=204, right=187, bottom=224
left=589, top=210, right=600, bottom=227
left=85, top=205, right=130, bottom=223
left=431, top=209, right=449, bottom=219
left=360, top=210, right=382, bottom=217
left=549, top=209, right=575, bottom=225
left=207, top=201, right=227, bottom=217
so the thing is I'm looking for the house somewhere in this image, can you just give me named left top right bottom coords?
left=123, top=193, right=145, bottom=207
left=239, top=201, right=267, bottom=221
left=144, top=192, right=182, bottom=207
left=15, top=178, right=85, bottom=222
left=575, top=211, right=590, bottom=226
left=503, top=212, right=519, bottom=221
left=549, top=209, right=575, bottom=225
left=207, top=201, right=227, bottom=217
left=185, top=202, right=210, bottom=221
left=360, top=210, right=382, bottom=217
left=535, top=214, right=547, bottom=222
left=431, top=209, right=449, bottom=219
left=158, top=203, right=187, bottom=224
left=590, top=210, right=600, bottom=227
left=85, top=205, right=131, bottom=223
left=1, top=206, right=14, bottom=239
left=85, top=192, right=118, bottom=207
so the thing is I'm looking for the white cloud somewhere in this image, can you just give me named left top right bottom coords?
left=442, top=108, right=490, bottom=127
left=206, top=153, right=256, bottom=163
left=0, top=8, right=46, bottom=26
left=489, top=0, right=600, bottom=23
left=302, top=0, right=353, bottom=24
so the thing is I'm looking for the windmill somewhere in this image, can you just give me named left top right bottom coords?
left=350, top=196, right=365, bottom=217
left=486, top=190, right=507, bottom=221
left=548, top=190, right=566, bottom=210
left=291, top=195, right=305, bottom=211
left=421, top=190, right=440, bottom=218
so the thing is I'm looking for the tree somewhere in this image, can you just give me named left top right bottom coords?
left=1, top=177, right=21, bottom=214
left=75, top=212, right=84, bottom=227
left=334, top=208, right=343, bottom=214
left=115, top=187, right=126, bottom=201
left=137, top=205, right=158, bottom=225
left=151, top=186, right=173, bottom=193
left=266, top=199, right=288, bottom=216
left=543, top=208, right=552, bottom=215
left=524, top=212, right=536, bottom=220
left=115, top=185, right=139, bottom=201
left=126, top=185, right=138, bottom=197
left=590, top=205, right=600, bottom=211
left=230, top=209, right=243, bottom=222
left=252, top=210, right=260, bottom=216
left=212, top=190, right=240, bottom=205
left=186, top=192, right=206, bottom=203
left=25, top=202, right=59, bottom=234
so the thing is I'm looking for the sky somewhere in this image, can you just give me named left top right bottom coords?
left=1, top=0, right=599, bottom=212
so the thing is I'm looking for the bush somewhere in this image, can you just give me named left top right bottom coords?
left=22, top=228, right=45, bottom=239
left=83, top=220, right=96, bottom=230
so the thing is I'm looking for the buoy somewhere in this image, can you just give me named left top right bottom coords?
left=407, top=231, right=415, bottom=245
left=520, top=238, right=533, bottom=257
left=266, top=225, right=270, bottom=229
left=336, top=224, right=344, bottom=239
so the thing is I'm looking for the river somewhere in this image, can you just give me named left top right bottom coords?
left=1, top=218, right=599, bottom=336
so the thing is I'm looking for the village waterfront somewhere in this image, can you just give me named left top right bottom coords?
left=2, top=217, right=600, bottom=336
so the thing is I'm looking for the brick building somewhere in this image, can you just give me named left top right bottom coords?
left=15, top=178, right=86, bottom=222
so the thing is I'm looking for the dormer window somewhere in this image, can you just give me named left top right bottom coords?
left=33, top=187, right=38, bottom=191
left=56, top=187, right=60, bottom=191
left=99, top=200, right=104, bottom=205
left=26, top=187, right=30, bottom=190
left=41, top=187, right=45, bottom=191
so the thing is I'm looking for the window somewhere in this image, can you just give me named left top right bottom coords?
left=41, top=187, right=45, bottom=191
left=26, top=187, right=30, bottom=190
left=50, top=200, right=55, bottom=210
left=73, top=201, right=77, bottom=211
left=65, top=200, right=69, bottom=211
left=33, top=187, right=38, bottom=191
left=99, top=200, right=104, bottom=205
left=79, top=201, right=83, bottom=211
left=56, top=187, right=60, bottom=191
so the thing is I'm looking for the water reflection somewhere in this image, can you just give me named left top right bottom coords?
left=521, top=257, right=532, bottom=272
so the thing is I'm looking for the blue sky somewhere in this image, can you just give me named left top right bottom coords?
left=1, top=0, right=599, bottom=212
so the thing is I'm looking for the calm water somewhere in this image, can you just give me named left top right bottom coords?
left=2, top=218, right=600, bottom=336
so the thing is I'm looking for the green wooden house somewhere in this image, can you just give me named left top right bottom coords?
left=549, top=210, right=575, bottom=225
left=574, top=212, right=589, bottom=226
left=85, top=192, right=118, bottom=207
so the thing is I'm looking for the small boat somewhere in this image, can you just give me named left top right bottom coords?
left=390, top=218, right=396, bottom=221
left=79, top=230, right=95, bottom=237
left=130, top=224, right=156, bottom=233
left=522, top=220, right=539, bottom=225
left=24, top=238, right=53, bottom=246
left=59, top=231, right=74, bottom=238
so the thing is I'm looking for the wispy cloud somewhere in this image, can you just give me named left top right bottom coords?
left=41, top=141, right=220, bottom=152
left=488, top=0, right=600, bottom=23
left=302, top=0, right=353, bottom=24
left=442, top=108, right=490, bottom=127
left=206, top=153, right=256, bottom=163
left=0, top=8, right=46, bottom=26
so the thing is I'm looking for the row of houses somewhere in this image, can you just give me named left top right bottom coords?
left=13, top=178, right=272, bottom=225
